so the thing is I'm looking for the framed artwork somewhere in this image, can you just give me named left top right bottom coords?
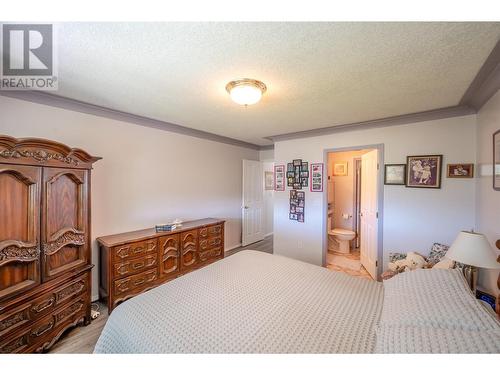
left=333, top=161, right=348, bottom=176
left=310, top=163, right=324, bottom=192
left=384, top=164, right=406, bottom=185
left=264, top=171, right=274, bottom=190
left=447, top=164, right=474, bottom=178
left=406, top=155, right=443, bottom=188
left=286, top=159, right=309, bottom=189
left=289, top=189, right=305, bottom=222
left=274, top=165, right=285, bottom=191
left=494, top=130, right=500, bottom=190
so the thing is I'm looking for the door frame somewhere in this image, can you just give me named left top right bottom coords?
left=322, top=144, right=384, bottom=280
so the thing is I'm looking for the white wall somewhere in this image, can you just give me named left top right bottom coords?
left=475, top=90, right=500, bottom=295
left=260, top=149, right=275, bottom=236
left=274, top=115, right=477, bottom=272
left=262, top=161, right=275, bottom=236
left=0, top=95, right=258, bottom=300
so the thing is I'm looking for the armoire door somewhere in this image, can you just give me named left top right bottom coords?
left=0, top=164, right=41, bottom=300
left=42, top=167, right=89, bottom=281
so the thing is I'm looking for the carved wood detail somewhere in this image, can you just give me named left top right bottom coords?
left=0, top=149, right=80, bottom=166
left=0, top=311, right=28, bottom=333
left=0, top=241, right=39, bottom=266
left=56, top=281, right=86, bottom=302
left=0, top=135, right=101, bottom=167
left=199, top=248, right=222, bottom=263
left=43, top=229, right=85, bottom=256
left=0, top=333, right=29, bottom=353
left=55, top=301, right=84, bottom=322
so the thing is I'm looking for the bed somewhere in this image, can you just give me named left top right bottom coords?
left=94, top=250, right=500, bottom=353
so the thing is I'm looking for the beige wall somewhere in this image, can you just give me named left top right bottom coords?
left=327, top=150, right=369, bottom=232
left=0, top=95, right=259, bottom=300
left=475, top=90, right=500, bottom=295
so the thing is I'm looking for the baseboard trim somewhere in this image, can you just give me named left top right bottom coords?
left=225, top=243, right=242, bottom=252
left=91, top=293, right=99, bottom=303
left=265, top=232, right=273, bottom=238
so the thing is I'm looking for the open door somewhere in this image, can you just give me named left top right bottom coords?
left=360, top=150, right=378, bottom=280
left=242, top=160, right=264, bottom=246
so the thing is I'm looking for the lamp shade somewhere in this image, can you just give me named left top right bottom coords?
left=446, top=231, right=500, bottom=269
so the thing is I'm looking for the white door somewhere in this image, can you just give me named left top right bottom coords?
left=242, top=160, right=265, bottom=246
left=360, top=149, right=379, bottom=280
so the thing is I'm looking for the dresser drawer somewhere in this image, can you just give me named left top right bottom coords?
left=113, top=254, right=157, bottom=279
left=199, top=247, right=223, bottom=263
left=113, top=239, right=158, bottom=262
left=0, top=273, right=88, bottom=338
left=0, top=297, right=87, bottom=353
left=199, top=224, right=222, bottom=238
left=114, top=268, right=157, bottom=297
left=199, top=236, right=222, bottom=251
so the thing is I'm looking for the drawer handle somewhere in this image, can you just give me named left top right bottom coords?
left=32, top=297, right=55, bottom=313
left=32, top=321, right=54, bottom=337
left=132, top=261, right=144, bottom=270
left=133, top=278, right=145, bottom=286
left=133, top=246, right=144, bottom=254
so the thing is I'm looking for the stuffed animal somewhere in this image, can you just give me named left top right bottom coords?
left=388, top=252, right=428, bottom=273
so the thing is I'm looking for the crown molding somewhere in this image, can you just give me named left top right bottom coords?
left=0, top=90, right=269, bottom=151
left=459, top=39, right=500, bottom=111
left=265, top=105, right=475, bottom=142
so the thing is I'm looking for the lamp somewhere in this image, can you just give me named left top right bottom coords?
left=445, top=231, right=500, bottom=292
left=226, top=78, right=267, bottom=106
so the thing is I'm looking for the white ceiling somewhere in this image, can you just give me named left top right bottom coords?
left=56, top=22, right=500, bottom=146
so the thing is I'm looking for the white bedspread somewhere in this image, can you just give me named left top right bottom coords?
left=94, top=250, right=383, bottom=353
left=94, top=251, right=500, bottom=354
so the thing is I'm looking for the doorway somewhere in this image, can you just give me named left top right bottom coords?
left=323, top=145, right=384, bottom=280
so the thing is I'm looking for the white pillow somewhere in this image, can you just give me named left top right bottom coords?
left=380, top=268, right=500, bottom=331
left=432, top=257, right=455, bottom=269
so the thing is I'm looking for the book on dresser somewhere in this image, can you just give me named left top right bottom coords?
left=0, top=135, right=100, bottom=353
left=97, top=218, right=225, bottom=313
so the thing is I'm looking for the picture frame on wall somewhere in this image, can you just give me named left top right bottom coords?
left=333, top=161, right=348, bottom=176
left=406, top=155, right=443, bottom=189
left=447, top=163, right=474, bottom=178
left=384, top=164, right=406, bottom=185
left=274, top=165, right=285, bottom=191
left=310, top=163, right=324, bottom=192
left=494, top=130, right=500, bottom=191
left=264, top=171, right=274, bottom=190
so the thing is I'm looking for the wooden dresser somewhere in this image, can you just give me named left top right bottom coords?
left=97, top=218, right=225, bottom=312
left=0, top=135, right=100, bottom=353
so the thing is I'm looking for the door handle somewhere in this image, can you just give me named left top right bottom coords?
left=244, top=206, right=249, bottom=209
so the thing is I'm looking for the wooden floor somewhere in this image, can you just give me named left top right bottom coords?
left=48, top=235, right=274, bottom=354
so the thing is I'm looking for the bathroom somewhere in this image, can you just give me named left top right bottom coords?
left=326, top=148, right=378, bottom=280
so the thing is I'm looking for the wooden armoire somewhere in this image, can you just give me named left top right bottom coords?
left=0, top=135, right=100, bottom=353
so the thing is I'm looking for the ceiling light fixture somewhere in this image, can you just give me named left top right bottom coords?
left=226, top=78, right=267, bottom=106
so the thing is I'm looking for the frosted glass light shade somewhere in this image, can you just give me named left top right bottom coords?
left=226, top=79, right=266, bottom=106
left=446, top=231, right=500, bottom=269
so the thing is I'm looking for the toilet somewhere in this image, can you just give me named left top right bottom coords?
left=327, top=210, right=356, bottom=254
left=328, top=228, right=356, bottom=253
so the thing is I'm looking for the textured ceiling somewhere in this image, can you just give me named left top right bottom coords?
left=55, top=22, right=500, bottom=146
